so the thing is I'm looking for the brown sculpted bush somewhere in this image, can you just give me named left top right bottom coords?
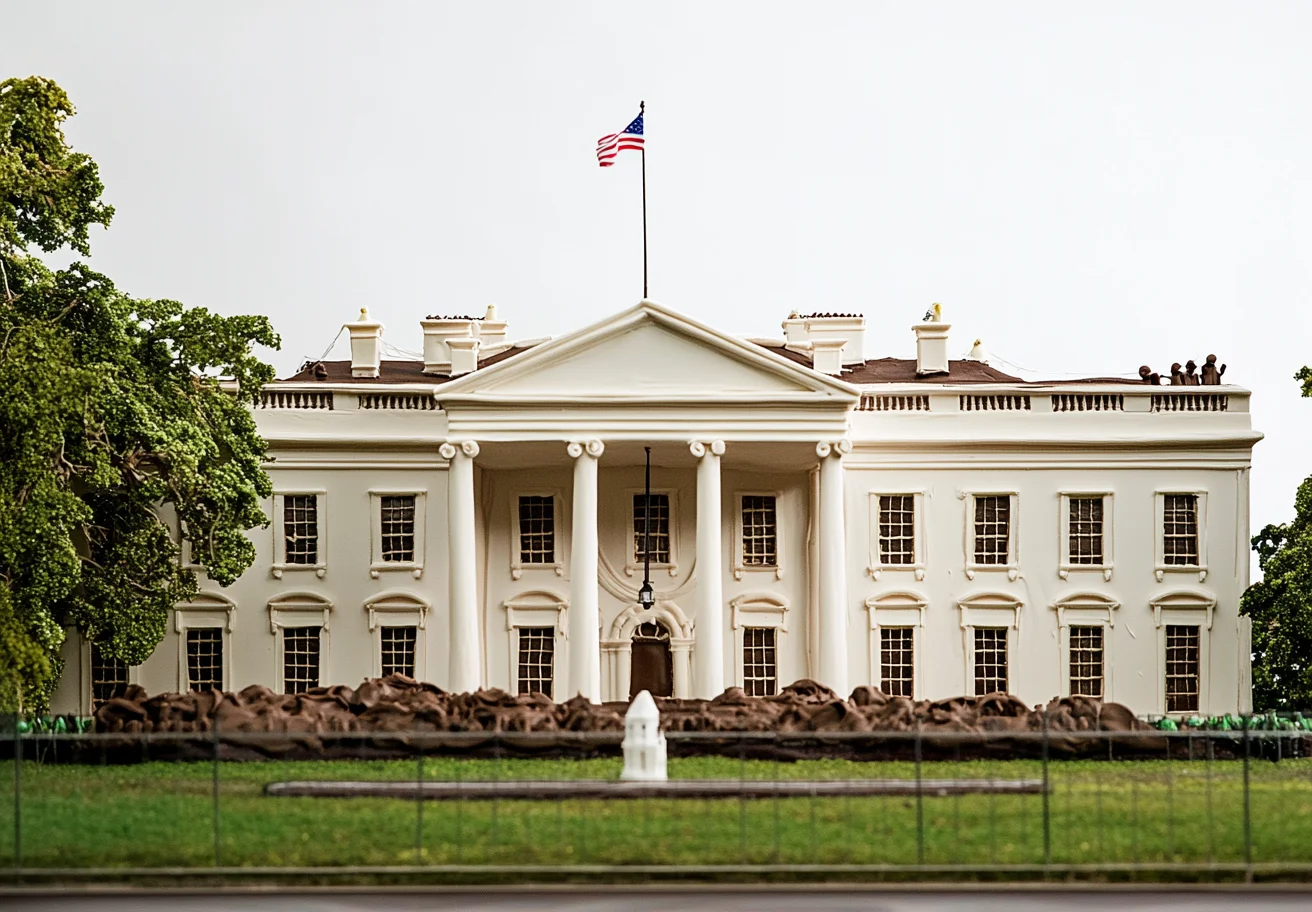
left=86, top=676, right=1171, bottom=762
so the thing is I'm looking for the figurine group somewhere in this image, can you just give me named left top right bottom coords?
left=1138, top=354, right=1226, bottom=386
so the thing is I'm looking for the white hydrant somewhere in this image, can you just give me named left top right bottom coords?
left=620, top=689, right=667, bottom=781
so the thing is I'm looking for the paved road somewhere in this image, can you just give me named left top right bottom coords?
left=5, top=890, right=1312, bottom=912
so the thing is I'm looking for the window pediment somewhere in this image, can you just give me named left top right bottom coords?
left=1150, top=589, right=1216, bottom=629
left=364, top=590, right=430, bottom=631
left=267, top=591, right=333, bottom=633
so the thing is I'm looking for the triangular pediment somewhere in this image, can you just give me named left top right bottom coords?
left=438, top=301, right=858, bottom=405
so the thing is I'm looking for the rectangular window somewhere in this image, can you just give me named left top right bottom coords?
left=283, top=626, right=321, bottom=694
left=1068, top=626, right=1104, bottom=699
left=880, top=627, right=915, bottom=697
left=380, top=626, right=417, bottom=678
left=1163, top=494, right=1200, bottom=567
left=518, top=495, right=556, bottom=564
left=972, top=495, right=1011, bottom=565
left=740, top=495, right=778, bottom=567
left=1165, top=625, right=1200, bottom=713
left=973, top=628, right=1008, bottom=695
left=517, top=627, right=555, bottom=698
left=633, top=493, right=671, bottom=564
left=743, top=627, right=778, bottom=696
left=185, top=628, right=223, bottom=692
left=90, top=643, right=129, bottom=711
left=879, top=495, right=916, bottom=565
left=1068, top=497, right=1104, bottom=565
left=379, top=495, right=416, bottom=563
left=283, top=495, right=319, bottom=565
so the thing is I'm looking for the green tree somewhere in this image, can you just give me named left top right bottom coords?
left=0, top=76, right=278, bottom=711
left=1242, top=370, right=1312, bottom=710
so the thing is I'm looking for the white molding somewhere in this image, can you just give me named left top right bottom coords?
left=1153, top=490, right=1210, bottom=581
left=367, top=489, right=427, bottom=579
left=267, top=591, right=333, bottom=633
left=271, top=490, right=328, bottom=579
left=728, top=593, right=790, bottom=692
left=364, top=591, right=430, bottom=680
left=625, top=486, right=681, bottom=578
left=962, top=491, right=1020, bottom=579
left=1057, top=491, right=1114, bottom=580
left=502, top=590, right=568, bottom=697
left=732, top=490, right=784, bottom=581
left=867, top=491, right=927, bottom=580
left=509, top=489, right=567, bottom=580
left=173, top=593, right=236, bottom=693
left=864, top=590, right=928, bottom=699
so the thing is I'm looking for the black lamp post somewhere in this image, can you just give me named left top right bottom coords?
left=638, top=446, right=655, bottom=611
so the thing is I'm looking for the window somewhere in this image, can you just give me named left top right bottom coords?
left=186, top=628, right=223, bottom=692
left=742, top=627, right=778, bottom=696
left=880, top=627, right=915, bottom=697
left=1165, top=625, right=1200, bottom=713
left=973, top=628, right=1008, bottom=695
left=972, top=496, right=1011, bottom=565
left=1068, top=626, right=1103, bottom=698
left=283, top=626, right=322, bottom=694
left=518, top=496, right=556, bottom=564
left=380, top=625, right=417, bottom=678
left=633, top=493, right=671, bottom=564
left=740, top=495, right=777, bottom=567
left=879, top=495, right=916, bottom=565
left=516, top=627, right=555, bottom=697
left=1163, top=494, right=1200, bottom=567
left=1068, top=497, right=1104, bottom=565
left=90, top=643, right=129, bottom=711
left=283, top=495, right=319, bottom=565
left=380, top=495, right=416, bottom=563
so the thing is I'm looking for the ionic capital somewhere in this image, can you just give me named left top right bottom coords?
left=688, top=439, right=726, bottom=458
left=815, top=438, right=852, bottom=459
left=440, top=440, right=480, bottom=460
left=567, top=439, right=605, bottom=459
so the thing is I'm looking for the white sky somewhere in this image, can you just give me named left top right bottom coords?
left=9, top=1, right=1312, bottom=553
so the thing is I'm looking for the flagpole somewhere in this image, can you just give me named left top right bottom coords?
left=640, top=100, right=647, bottom=299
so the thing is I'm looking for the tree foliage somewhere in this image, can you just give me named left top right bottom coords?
left=1242, top=371, right=1312, bottom=710
left=0, top=76, right=279, bottom=711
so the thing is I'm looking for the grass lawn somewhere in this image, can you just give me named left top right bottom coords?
left=3, top=754, right=1312, bottom=873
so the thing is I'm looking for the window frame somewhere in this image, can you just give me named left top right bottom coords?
left=510, top=490, right=567, bottom=581
left=741, top=626, right=780, bottom=696
left=971, top=626, right=1011, bottom=696
left=379, top=624, right=420, bottom=679
left=271, top=490, right=327, bottom=579
left=864, top=590, right=927, bottom=699
left=1154, top=490, right=1209, bottom=580
left=173, top=593, right=236, bottom=694
left=964, top=492, right=1019, bottom=578
left=365, top=591, right=429, bottom=679
left=85, top=639, right=136, bottom=715
left=502, top=590, right=568, bottom=695
left=1058, top=492, right=1114, bottom=579
left=729, top=594, right=789, bottom=691
left=281, top=625, right=324, bottom=695
left=1049, top=592, right=1119, bottom=701
left=515, top=625, right=558, bottom=698
left=867, top=491, right=927, bottom=581
left=956, top=592, right=1023, bottom=695
left=267, top=591, right=332, bottom=691
left=368, top=489, right=426, bottom=579
left=626, top=487, right=680, bottom=577
left=733, top=490, right=784, bottom=580
left=1150, top=590, right=1215, bottom=715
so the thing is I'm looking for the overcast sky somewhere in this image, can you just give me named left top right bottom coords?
left=9, top=1, right=1311, bottom=548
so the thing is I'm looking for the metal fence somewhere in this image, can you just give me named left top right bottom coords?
left=3, top=725, right=1312, bottom=883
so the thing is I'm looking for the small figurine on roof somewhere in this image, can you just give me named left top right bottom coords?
left=921, top=303, right=943, bottom=323
left=1200, top=354, right=1227, bottom=385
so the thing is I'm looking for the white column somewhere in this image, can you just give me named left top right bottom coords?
left=691, top=439, right=726, bottom=698
left=816, top=439, right=851, bottom=698
left=439, top=440, right=481, bottom=693
left=567, top=439, right=604, bottom=701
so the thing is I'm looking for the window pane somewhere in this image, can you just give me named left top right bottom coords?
left=185, top=628, right=224, bottom=692
left=517, top=627, right=555, bottom=698
left=380, top=495, right=416, bottom=563
left=633, top=493, right=671, bottom=564
left=518, top=495, right=556, bottom=564
left=973, top=496, right=1011, bottom=565
left=380, top=626, right=418, bottom=678
left=879, top=495, right=916, bottom=565
left=283, top=495, right=319, bottom=565
left=90, top=643, right=129, bottom=711
left=1163, top=494, right=1200, bottom=567
left=743, top=627, right=778, bottom=696
left=973, top=627, right=1008, bottom=695
left=1165, top=625, right=1200, bottom=713
left=1068, top=497, right=1104, bottom=565
left=880, top=627, right=915, bottom=697
left=283, top=626, right=321, bottom=694
left=1068, top=626, right=1103, bottom=699
left=741, top=495, right=778, bottom=567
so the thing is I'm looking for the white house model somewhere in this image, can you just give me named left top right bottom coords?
left=621, top=690, right=667, bottom=781
left=53, top=300, right=1262, bottom=718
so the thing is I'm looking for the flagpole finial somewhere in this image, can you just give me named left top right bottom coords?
left=640, top=100, right=645, bottom=112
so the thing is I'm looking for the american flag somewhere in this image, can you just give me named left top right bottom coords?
left=596, top=112, right=644, bottom=167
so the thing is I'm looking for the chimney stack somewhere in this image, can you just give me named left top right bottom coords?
left=421, top=316, right=478, bottom=375
left=478, top=304, right=508, bottom=350
left=782, top=311, right=809, bottom=347
left=447, top=336, right=481, bottom=376
left=913, top=317, right=951, bottom=377
left=346, top=308, right=384, bottom=379
left=810, top=338, right=846, bottom=375
left=805, top=313, right=866, bottom=366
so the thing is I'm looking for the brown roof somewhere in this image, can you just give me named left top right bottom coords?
left=277, top=345, right=530, bottom=384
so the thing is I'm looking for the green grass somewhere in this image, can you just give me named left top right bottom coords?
left=2, top=754, right=1311, bottom=872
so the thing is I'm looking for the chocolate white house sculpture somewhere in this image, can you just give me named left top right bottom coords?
left=53, top=300, right=1262, bottom=718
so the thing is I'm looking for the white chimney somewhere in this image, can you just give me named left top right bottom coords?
left=810, top=337, right=846, bottom=375
left=805, top=314, right=866, bottom=365
left=913, top=320, right=951, bottom=377
left=346, top=308, right=384, bottom=379
left=620, top=690, right=667, bottom=781
left=447, top=336, right=481, bottom=376
left=782, top=311, right=809, bottom=347
left=421, top=316, right=478, bottom=375
left=478, top=304, right=508, bottom=350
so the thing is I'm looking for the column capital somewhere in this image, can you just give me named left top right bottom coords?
left=440, top=440, right=480, bottom=460
left=815, top=438, right=852, bottom=459
left=688, top=439, right=726, bottom=458
left=566, top=439, right=605, bottom=459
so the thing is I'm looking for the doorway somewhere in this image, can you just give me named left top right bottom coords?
left=629, top=621, right=673, bottom=698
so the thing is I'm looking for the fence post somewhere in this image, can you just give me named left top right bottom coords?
left=914, top=721, right=925, bottom=866
left=1243, top=714, right=1253, bottom=878
left=212, top=717, right=221, bottom=867
left=12, top=719, right=19, bottom=871
left=415, top=749, right=424, bottom=863
left=1041, top=708, right=1051, bottom=868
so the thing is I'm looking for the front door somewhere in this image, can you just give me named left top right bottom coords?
left=629, top=622, right=673, bottom=698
